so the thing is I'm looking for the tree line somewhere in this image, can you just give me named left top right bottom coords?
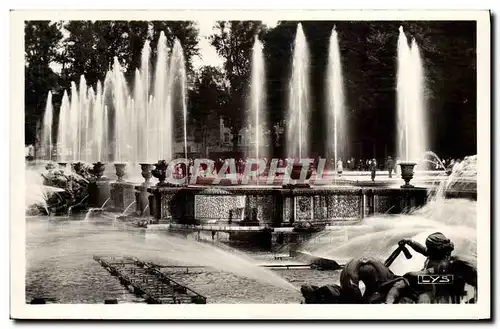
left=25, top=20, right=477, bottom=158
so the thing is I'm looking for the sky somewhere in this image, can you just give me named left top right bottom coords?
left=192, top=20, right=278, bottom=69
left=50, top=20, right=279, bottom=73
left=192, top=20, right=223, bottom=69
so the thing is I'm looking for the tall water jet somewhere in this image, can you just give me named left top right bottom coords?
left=57, top=91, right=70, bottom=162
left=50, top=31, right=181, bottom=166
left=153, top=32, right=170, bottom=162
left=326, top=26, right=346, bottom=164
left=247, top=36, right=268, bottom=161
left=140, top=40, right=151, bottom=162
left=94, top=81, right=104, bottom=162
left=69, top=81, right=79, bottom=161
left=112, top=57, right=129, bottom=163
left=170, top=38, right=188, bottom=162
left=397, top=27, right=428, bottom=164
left=40, top=91, right=53, bottom=160
left=287, top=23, right=311, bottom=159
left=84, top=87, right=96, bottom=163
left=133, top=69, right=143, bottom=163
left=78, top=75, right=88, bottom=162
left=102, top=105, right=109, bottom=162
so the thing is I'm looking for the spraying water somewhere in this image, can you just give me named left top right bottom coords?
left=397, top=27, right=428, bottom=163
left=100, top=197, right=111, bottom=209
left=40, top=91, right=53, bottom=160
left=326, top=26, right=346, bottom=164
left=247, top=35, right=268, bottom=161
left=287, top=23, right=311, bottom=159
left=57, top=91, right=70, bottom=161
left=141, top=40, right=151, bottom=162
left=298, top=162, right=477, bottom=277
left=48, top=30, right=185, bottom=164
left=170, top=38, right=188, bottom=162
left=142, top=204, right=149, bottom=217
left=153, top=32, right=170, bottom=162
left=93, top=82, right=104, bottom=162
left=26, top=217, right=299, bottom=296
left=121, top=201, right=137, bottom=216
left=25, top=165, right=64, bottom=213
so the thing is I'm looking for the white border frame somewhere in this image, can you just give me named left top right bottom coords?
left=10, top=9, right=491, bottom=320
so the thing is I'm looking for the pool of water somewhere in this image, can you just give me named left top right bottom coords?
left=25, top=196, right=477, bottom=304
left=26, top=215, right=338, bottom=304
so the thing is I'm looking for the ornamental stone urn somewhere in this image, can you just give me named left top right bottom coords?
left=114, top=163, right=127, bottom=182
left=152, top=160, right=169, bottom=186
left=399, top=162, right=417, bottom=188
left=72, top=162, right=84, bottom=174
left=140, top=163, right=154, bottom=186
left=92, top=162, right=106, bottom=180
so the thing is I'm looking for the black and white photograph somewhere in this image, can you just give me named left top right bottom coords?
left=10, top=9, right=491, bottom=320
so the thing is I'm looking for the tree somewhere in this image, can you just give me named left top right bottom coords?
left=61, top=21, right=200, bottom=88
left=262, top=21, right=476, bottom=158
left=25, top=21, right=63, bottom=145
left=150, top=21, right=200, bottom=75
left=209, top=21, right=266, bottom=150
left=189, top=65, right=228, bottom=156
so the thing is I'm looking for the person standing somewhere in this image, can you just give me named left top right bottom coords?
left=386, top=156, right=395, bottom=178
left=370, top=158, right=377, bottom=182
left=337, top=158, right=343, bottom=178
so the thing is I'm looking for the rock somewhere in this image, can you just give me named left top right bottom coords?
left=310, top=258, right=342, bottom=270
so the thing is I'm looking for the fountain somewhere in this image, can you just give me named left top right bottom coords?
left=40, top=91, right=53, bottom=160
left=35, top=30, right=192, bottom=213
left=170, top=39, right=189, bottom=164
left=42, top=30, right=182, bottom=165
left=247, top=35, right=269, bottom=162
left=397, top=26, right=428, bottom=186
left=286, top=24, right=313, bottom=184
left=326, top=26, right=346, bottom=167
left=287, top=23, right=311, bottom=160
left=25, top=22, right=479, bottom=305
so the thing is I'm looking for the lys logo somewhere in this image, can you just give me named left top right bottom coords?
left=418, top=274, right=454, bottom=284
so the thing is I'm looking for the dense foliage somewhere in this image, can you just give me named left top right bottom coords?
left=25, top=20, right=476, bottom=159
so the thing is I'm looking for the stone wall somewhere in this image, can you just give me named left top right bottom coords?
left=133, top=185, right=430, bottom=226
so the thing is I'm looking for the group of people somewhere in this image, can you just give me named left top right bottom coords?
left=301, top=232, right=477, bottom=304
left=172, top=156, right=402, bottom=182
left=335, top=156, right=397, bottom=181
left=442, top=158, right=464, bottom=172
left=335, top=157, right=399, bottom=172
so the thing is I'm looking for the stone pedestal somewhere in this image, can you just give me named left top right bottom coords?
left=110, top=182, right=136, bottom=213
left=135, top=186, right=151, bottom=216
left=135, top=164, right=154, bottom=217
left=88, top=179, right=111, bottom=208
left=398, top=187, right=428, bottom=213
left=148, top=194, right=156, bottom=218
left=149, top=187, right=175, bottom=221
